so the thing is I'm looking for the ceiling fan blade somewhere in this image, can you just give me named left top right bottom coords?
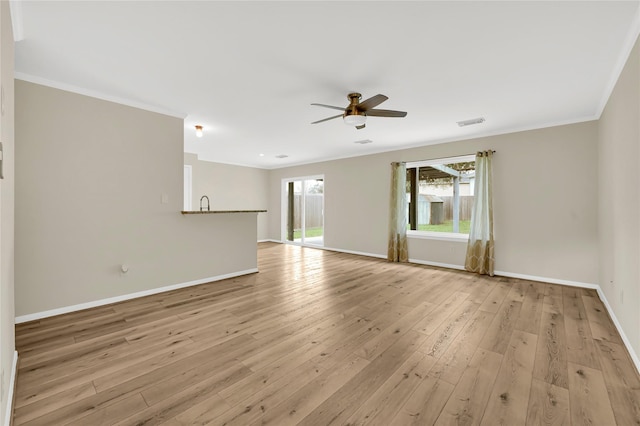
left=366, top=109, right=407, bottom=118
left=357, top=94, right=388, bottom=111
left=311, top=103, right=345, bottom=111
left=311, top=114, right=343, bottom=124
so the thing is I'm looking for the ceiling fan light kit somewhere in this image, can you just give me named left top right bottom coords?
left=343, top=114, right=366, bottom=127
left=311, top=92, right=407, bottom=130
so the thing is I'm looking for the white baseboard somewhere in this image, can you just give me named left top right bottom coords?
left=3, top=350, right=17, bottom=426
left=320, top=246, right=387, bottom=260
left=595, top=287, right=640, bottom=375
left=492, top=270, right=599, bottom=290
left=264, top=240, right=387, bottom=260
left=258, top=239, right=280, bottom=243
left=409, top=258, right=466, bottom=271
left=407, top=262, right=602, bottom=292
left=14, top=268, right=258, bottom=324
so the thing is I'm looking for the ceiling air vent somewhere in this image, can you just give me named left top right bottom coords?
left=275, top=154, right=289, bottom=159
left=354, top=139, right=373, bottom=145
left=457, top=117, right=485, bottom=127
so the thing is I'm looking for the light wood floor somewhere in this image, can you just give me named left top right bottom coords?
left=12, top=242, right=640, bottom=425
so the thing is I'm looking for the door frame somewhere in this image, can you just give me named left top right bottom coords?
left=280, top=175, right=324, bottom=246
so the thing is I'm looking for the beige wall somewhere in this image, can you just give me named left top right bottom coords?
left=268, top=121, right=599, bottom=285
left=598, top=36, right=640, bottom=357
left=15, top=81, right=259, bottom=317
left=184, top=153, right=269, bottom=240
left=0, top=1, right=15, bottom=421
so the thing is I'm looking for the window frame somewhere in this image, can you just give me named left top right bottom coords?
left=405, top=154, right=475, bottom=241
left=280, top=174, right=325, bottom=247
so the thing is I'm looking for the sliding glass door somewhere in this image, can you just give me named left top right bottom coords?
left=282, top=176, right=324, bottom=246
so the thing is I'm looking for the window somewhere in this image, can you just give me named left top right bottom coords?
left=406, top=155, right=475, bottom=238
left=281, top=176, right=324, bottom=247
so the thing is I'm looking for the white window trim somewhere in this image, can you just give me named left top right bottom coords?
left=280, top=175, right=324, bottom=245
left=407, top=230, right=469, bottom=242
left=406, top=154, right=476, bottom=169
left=406, top=154, right=475, bottom=240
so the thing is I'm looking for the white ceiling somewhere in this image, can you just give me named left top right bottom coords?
left=14, top=1, right=640, bottom=169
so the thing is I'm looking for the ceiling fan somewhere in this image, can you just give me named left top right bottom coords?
left=311, top=92, right=407, bottom=130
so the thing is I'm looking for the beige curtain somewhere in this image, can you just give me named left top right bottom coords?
left=465, top=151, right=494, bottom=275
left=388, top=162, right=408, bottom=262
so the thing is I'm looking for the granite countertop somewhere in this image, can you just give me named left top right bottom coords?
left=181, top=210, right=267, bottom=214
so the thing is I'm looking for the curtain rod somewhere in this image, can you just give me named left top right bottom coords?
left=394, top=150, right=495, bottom=165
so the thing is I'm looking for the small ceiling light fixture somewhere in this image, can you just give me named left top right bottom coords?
left=457, top=117, right=485, bottom=127
left=195, top=125, right=203, bottom=137
left=343, top=113, right=366, bottom=127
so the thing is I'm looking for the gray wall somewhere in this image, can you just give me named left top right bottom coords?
left=598, top=36, right=640, bottom=357
left=0, top=1, right=15, bottom=422
left=184, top=153, right=269, bottom=240
left=15, top=81, right=259, bottom=316
left=268, top=121, right=599, bottom=286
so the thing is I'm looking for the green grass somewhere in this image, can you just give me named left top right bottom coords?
left=293, top=226, right=324, bottom=239
left=417, top=220, right=471, bottom=234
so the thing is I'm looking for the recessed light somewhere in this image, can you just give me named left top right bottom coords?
left=275, top=154, right=288, bottom=159
left=259, top=153, right=265, bottom=157
left=457, top=117, right=485, bottom=127
left=354, top=139, right=373, bottom=145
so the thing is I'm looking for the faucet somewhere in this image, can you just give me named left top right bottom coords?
left=200, top=195, right=210, bottom=212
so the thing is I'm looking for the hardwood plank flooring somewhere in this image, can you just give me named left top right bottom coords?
left=526, top=378, right=570, bottom=426
left=12, top=242, right=640, bottom=425
left=480, top=330, right=537, bottom=426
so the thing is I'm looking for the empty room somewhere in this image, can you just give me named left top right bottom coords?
left=1, top=1, right=640, bottom=425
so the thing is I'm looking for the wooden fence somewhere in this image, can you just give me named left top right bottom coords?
left=441, top=195, right=474, bottom=222
left=291, top=194, right=323, bottom=229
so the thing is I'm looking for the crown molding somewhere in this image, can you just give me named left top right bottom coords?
left=9, top=1, right=23, bottom=42
left=15, top=72, right=188, bottom=119
left=596, top=1, right=640, bottom=117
